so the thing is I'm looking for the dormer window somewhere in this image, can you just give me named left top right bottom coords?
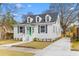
left=36, top=16, right=42, bottom=22
left=27, top=17, right=31, bottom=23
left=45, top=15, right=51, bottom=22
left=27, top=17, right=33, bottom=23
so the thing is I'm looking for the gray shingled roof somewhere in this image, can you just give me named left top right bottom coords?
left=23, top=12, right=58, bottom=24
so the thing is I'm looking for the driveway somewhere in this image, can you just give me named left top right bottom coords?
left=35, top=37, right=79, bottom=56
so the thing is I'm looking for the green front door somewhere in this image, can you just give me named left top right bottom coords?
left=29, top=27, right=32, bottom=36
left=27, top=27, right=32, bottom=36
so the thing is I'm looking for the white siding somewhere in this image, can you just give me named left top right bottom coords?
left=14, top=26, right=25, bottom=40
left=14, top=23, right=62, bottom=41
left=33, top=24, right=61, bottom=40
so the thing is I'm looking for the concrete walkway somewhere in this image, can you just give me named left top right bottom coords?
left=0, top=41, right=41, bottom=53
left=35, top=37, right=79, bottom=56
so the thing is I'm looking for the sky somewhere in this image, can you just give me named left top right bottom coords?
left=1, top=3, right=50, bottom=22
left=1, top=3, right=77, bottom=22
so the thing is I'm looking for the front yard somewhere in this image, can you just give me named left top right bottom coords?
left=13, top=41, right=53, bottom=49
left=0, top=40, right=21, bottom=45
left=0, top=49, right=33, bottom=56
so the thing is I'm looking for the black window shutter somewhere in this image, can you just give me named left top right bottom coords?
left=23, top=26, right=25, bottom=33
left=18, top=26, right=19, bottom=33
left=46, top=25, right=47, bottom=33
left=38, top=25, right=40, bottom=33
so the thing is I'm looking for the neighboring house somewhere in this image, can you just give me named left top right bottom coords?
left=0, top=23, right=13, bottom=39
left=73, top=20, right=79, bottom=38
left=13, top=12, right=62, bottom=41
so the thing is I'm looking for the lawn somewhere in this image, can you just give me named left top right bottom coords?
left=0, top=49, right=33, bottom=56
left=71, top=41, right=79, bottom=51
left=0, top=40, right=21, bottom=45
left=13, top=41, right=53, bottom=49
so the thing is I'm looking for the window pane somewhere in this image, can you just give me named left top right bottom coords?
left=19, top=26, right=25, bottom=33
left=38, top=25, right=47, bottom=33
left=37, top=17, right=39, bottom=22
left=41, top=26, right=45, bottom=33
left=28, top=18, right=30, bottom=22
left=47, top=16, right=49, bottom=21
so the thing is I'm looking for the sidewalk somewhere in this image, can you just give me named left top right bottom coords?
left=0, top=41, right=30, bottom=47
left=35, top=37, right=79, bottom=56
left=0, top=46, right=41, bottom=53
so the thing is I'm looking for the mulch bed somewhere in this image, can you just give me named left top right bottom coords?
left=12, top=45, right=37, bottom=49
left=71, top=49, right=79, bottom=51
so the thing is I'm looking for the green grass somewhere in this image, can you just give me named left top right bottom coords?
left=0, top=40, right=21, bottom=45
left=14, top=41, right=52, bottom=49
left=0, top=49, right=33, bottom=56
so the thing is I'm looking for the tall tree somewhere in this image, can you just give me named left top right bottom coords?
left=48, top=3, right=79, bottom=36
left=0, top=3, right=2, bottom=13
left=3, top=11, right=17, bottom=28
left=0, top=4, right=17, bottom=29
left=0, top=3, right=2, bottom=21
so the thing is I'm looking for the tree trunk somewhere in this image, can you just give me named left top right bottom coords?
left=62, top=26, right=67, bottom=37
left=62, top=30, right=66, bottom=37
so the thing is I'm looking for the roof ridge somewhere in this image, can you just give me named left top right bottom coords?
left=27, top=12, right=58, bottom=16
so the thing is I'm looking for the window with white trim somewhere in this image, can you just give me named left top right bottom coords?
left=38, top=25, right=47, bottom=33
left=41, top=26, right=45, bottom=33
left=27, top=17, right=30, bottom=23
left=36, top=16, right=41, bottom=22
left=45, top=15, right=51, bottom=22
left=18, top=26, right=25, bottom=33
left=27, top=17, right=33, bottom=23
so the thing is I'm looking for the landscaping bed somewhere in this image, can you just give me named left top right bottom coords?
left=33, top=37, right=62, bottom=42
left=0, top=49, right=33, bottom=56
left=71, top=41, right=79, bottom=51
left=0, top=40, right=21, bottom=45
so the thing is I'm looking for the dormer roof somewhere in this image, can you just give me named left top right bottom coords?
left=23, top=12, right=58, bottom=24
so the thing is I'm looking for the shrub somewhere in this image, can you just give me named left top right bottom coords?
left=33, top=38, right=37, bottom=41
left=33, top=37, right=61, bottom=42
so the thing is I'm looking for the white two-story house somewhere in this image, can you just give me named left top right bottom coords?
left=13, top=12, right=62, bottom=41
